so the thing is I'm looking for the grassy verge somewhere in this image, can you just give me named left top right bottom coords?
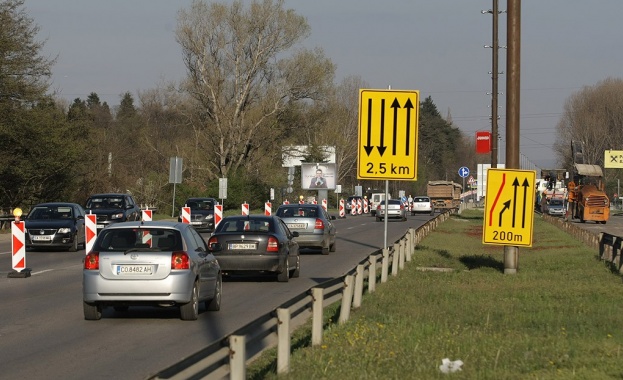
left=249, top=209, right=623, bottom=379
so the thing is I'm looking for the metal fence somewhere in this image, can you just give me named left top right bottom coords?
left=148, top=213, right=451, bottom=380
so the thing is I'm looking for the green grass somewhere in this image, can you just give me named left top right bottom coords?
left=248, top=209, right=623, bottom=379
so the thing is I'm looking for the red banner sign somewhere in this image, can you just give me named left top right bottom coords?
left=476, top=131, right=491, bottom=154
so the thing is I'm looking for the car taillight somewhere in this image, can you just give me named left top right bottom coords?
left=314, top=218, right=325, bottom=230
left=267, top=236, right=279, bottom=252
left=207, top=236, right=218, bottom=249
left=171, top=251, right=190, bottom=270
left=84, top=252, right=99, bottom=270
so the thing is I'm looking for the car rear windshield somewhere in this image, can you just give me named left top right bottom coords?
left=414, top=197, right=429, bottom=202
left=276, top=206, right=319, bottom=218
left=217, top=218, right=273, bottom=233
left=95, top=228, right=182, bottom=251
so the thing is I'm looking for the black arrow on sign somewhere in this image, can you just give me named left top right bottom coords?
left=364, top=98, right=374, bottom=156
left=521, top=178, right=529, bottom=228
left=377, top=99, right=387, bottom=156
left=404, top=98, right=414, bottom=156
left=511, top=178, right=519, bottom=228
left=498, top=200, right=511, bottom=227
left=391, top=98, right=400, bottom=156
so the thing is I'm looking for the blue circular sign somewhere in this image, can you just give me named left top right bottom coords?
left=458, top=166, right=470, bottom=178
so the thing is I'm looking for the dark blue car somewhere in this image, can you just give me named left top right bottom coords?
left=25, top=202, right=86, bottom=251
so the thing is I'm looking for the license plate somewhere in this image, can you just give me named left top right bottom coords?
left=287, top=223, right=306, bottom=229
left=228, top=243, right=256, bottom=250
left=116, top=265, right=154, bottom=275
left=96, top=224, right=105, bottom=229
left=191, top=221, right=202, bottom=225
left=32, top=235, right=52, bottom=241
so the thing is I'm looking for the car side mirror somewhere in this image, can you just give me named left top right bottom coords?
left=291, top=231, right=299, bottom=238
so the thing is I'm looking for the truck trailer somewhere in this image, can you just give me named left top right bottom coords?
left=427, top=181, right=462, bottom=213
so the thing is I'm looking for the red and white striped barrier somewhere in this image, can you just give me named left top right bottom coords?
left=312, top=199, right=317, bottom=205
left=181, top=206, right=191, bottom=224
left=214, top=204, right=223, bottom=229
left=242, top=202, right=249, bottom=216
left=141, top=208, right=153, bottom=246
left=12, top=221, right=25, bottom=272
left=357, top=198, right=363, bottom=215
left=321, top=199, right=327, bottom=211
left=283, top=199, right=289, bottom=205
left=85, top=213, right=97, bottom=254
left=339, top=199, right=345, bottom=218
left=265, top=201, right=272, bottom=216
left=351, top=198, right=357, bottom=216
left=363, top=198, right=369, bottom=214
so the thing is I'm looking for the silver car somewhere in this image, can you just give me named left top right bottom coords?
left=376, top=199, right=407, bottom=222
left=83, top=221, right=222, bottom=321
left=411, top=196, right=434, bottom=215
left=275, top=204, right=337, bottom=255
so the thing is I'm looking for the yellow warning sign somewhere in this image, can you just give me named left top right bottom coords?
left=357, top=89, right=419, bottom=180
left=483, top=169, right=536, bottom=247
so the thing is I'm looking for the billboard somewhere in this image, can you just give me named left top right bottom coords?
left=476, top=131, right=491, bottom=154
left=301, top=163, right=336, bottom=190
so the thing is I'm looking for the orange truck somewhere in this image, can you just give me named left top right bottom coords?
left=566, top=164, right=609, bottom=224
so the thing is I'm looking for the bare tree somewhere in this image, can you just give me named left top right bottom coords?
left=555, top=77, right=623, bottom=168
left=175, top=0, right=334, bottom=179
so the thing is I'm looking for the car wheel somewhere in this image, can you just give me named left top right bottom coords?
left=180, top=282, right=199, bottom=320
left=277, top=260, right=290, bottom=282
left=69, top=235, right=78, bottom=252
left=290, top=255, right=300, bottom=278
left=205, top=273, right=222, bottom=311
left=83, top=302, right=102, bottom=320
left=329, top=240, right=336, bottom=252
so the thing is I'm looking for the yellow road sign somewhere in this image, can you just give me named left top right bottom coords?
left=605, top=150, right=623, bottom=168
left=357, top=89, right=419, bottom=180
left=483, top=169, right=536, bottom=247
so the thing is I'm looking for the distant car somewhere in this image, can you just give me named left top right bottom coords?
left=275, top=203, right=337, bottom=254
left=85, top=193, right=141, bottom=231
left=207, top=215, right=300, bottom=282
left=24, top=202, right=86, bottom=251
left=83, top=221, right=221, bottom=320
left=411, top=196, right=433, bottom=215
left=178, top=197, right=218, bottom=232
left=345, top=196, right=363, bottom=213
left=547, top=198, right=566, bottom=217
left=376, top=199, right=407, bottom=222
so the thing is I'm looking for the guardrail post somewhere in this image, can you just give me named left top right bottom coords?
left=391, top=243, right=399, bottom=276
left=369, top=254, right=378, bottom=293
left=339, top=275, right=354, bottom=324
left=381, top=248, right=389, bottom=283
left=277, top=308, right=290, bottom=374
left=229, top=335, right=246, bottom=380
left=398, top=239, right=405, bottom=270
left=405, top=229, right=413, bottom=262
left=311, top=288, right=324, bottom=346
left=353, top=264, right=364, bottom=308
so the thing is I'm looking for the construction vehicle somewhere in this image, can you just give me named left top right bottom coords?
left=565, top=141, right=609, bottom=224
left=427, top=181, right=462, bottom=213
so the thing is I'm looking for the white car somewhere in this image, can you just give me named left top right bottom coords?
left=411, top=196, right=433, bottom=215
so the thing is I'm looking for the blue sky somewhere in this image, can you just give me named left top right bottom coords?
left=26, top=0, right=623, bottom=169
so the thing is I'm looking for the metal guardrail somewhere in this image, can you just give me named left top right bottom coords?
left=148, top=213, right=451, bottom=380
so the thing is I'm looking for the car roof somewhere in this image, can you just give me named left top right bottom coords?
left=186, top=197, right=216, bottom=201
left=103, top=221, right=187, bottom=230
left=88, top=193, right=129, bottom=197
left=32, top=202, right=81, bottom=207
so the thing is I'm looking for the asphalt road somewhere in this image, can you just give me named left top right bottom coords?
left=0, top=212, right=434, bottom=380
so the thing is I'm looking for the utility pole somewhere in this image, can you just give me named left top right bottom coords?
left=504, top=0, right=521, bottom=274
left=483, top=0, right=505, bottom=168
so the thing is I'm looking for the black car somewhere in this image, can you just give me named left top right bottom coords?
left=85, top=193, right=141, bottom=231
left=207, top=215, right=300, bottom=282
left=25, top=202, right=86, bottom=251
left=178, top=197, right=218, bottom=232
